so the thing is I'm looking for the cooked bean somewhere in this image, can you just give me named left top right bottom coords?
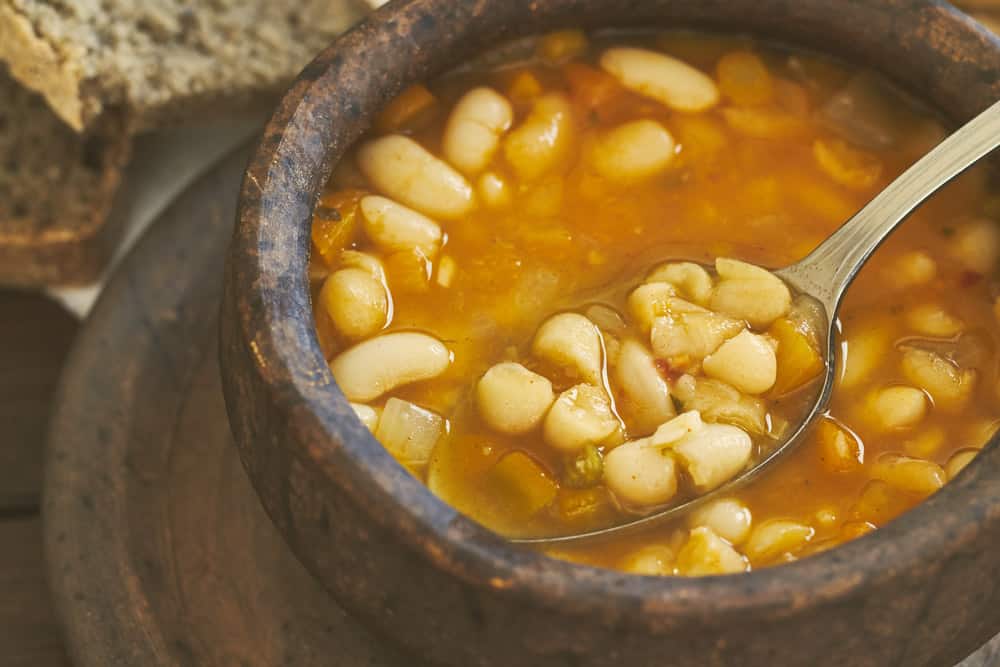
left=620, top=544, right=675, bottom=576
left=329, top=332, right=450, bottom=402
left=744, top=520, right=814, bottom=562
left=866, top=385, right=927, bottom=430
left=442, top=87, right=514, bottom=174
left=627, top=282, right=678, bottom=333
left=689, top=498, right=752, bottom=546
left=702, top=330, right=777, bottom=395
left=710, top=258, right=791, bottom=328
left=945, top=448, right=980, bottom=480
left=543, top=384, right=619, bottom=452
left=645, top=261, right=713, bottom=306
left=649, top=310, right=744, bottom=364
left=532, top=312, right=604, bottom=384
left=360, top=195, right=442, bottom=256
left=477, top=171, right=512, bottom=207
left=637, top=410, right=704, bottom=448
left=900, top=347, right=976, bottom=410
left=503, top=93, right=575, bottom=181
left=476, top=362, right=555, bottom=434
left=905, top=304, right=963, bottom=337
left=318, top=268, right=389, bottom=339
left=871, top=453, right=946, bottom=495
left=672, top=376, right=768, bottom=435
left=589, top=119, right=676, bottom=183
left=675, top=526, right=748, bottom=575
left=356, top=134, right=474, bottom=219
left=603, top=440, right=677, bottom=506
left=339, top=249, right=386, bottom=281
left=613, top=339, right=675, bottom=434
left=837, top=326, right=890, bottom=390
left=350, top=403, right=380, bottom=432
left=672, top=422, right=752, bottom=492
left=886, top=250, right=936, bottom=289
left=947, top=218, right=1000, bottom=274
left=600, top=47, right=720, bottom=112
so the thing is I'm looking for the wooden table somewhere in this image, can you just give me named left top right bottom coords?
left=1, top=291, right=76, bottom=666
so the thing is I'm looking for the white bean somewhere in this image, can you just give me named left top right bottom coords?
left=672, top=423, right=752, bottom=492
left=900, top=347, right=976, bottom=411
left=603, top=441, right=677, bottom=507
left=589, top=119, right=676, bottom=183
left=503, top=93, right=575, bottom=181
left=744, top=520, right=814, bottom=562
left=356, top=134, right=474, bottom=219
left=871, top=453, right=946, bottom=495
left=613, top=339, right=675, bottom=434
left=702, top=330, right=777, bottom=395
left=532, top=312, right=603, bottom=384
left=318, top=268, right=389, bottom=339
left=350, top=403, right=380, bottom=432
left=620, top=544, right=675, bottom=576
left=710, top=257, right=791, bottom=329
left=600, top=47, right=720, bottom=112
left=639, top=410, right=704, bottom=448
left=866, top=385, right=928, bottom=430
left=442, top=87, right=513, bottom=174
left=339, top=250, right=386, bottom=281
left=649, top=311, right=744, bottom=363
left=675, top=526, right=748, bottom=575
left=689, top=498, right=752, bottom=546
left=359, top=195, right=442, bottom=256
left=476, top=362, right=555, bottom=434
left=905, top=304, right=963, bottom=337
left=646, top=261, right=713, bottom=306
left=627, top=282, right=678, bottom=333
left=947, top=218, right=1000, bottom=274
left=330, top=332, right=450, bottom=402
left=945, top=448, right=980, bottom=480
left=543, top=384, right=619, bottom=452
left=887, top=250, right=936, bottom=289
left=477, top=171, right=512, bottom=208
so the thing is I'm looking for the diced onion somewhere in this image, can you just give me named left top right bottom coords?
left=375, top=398, right=446, bottom=466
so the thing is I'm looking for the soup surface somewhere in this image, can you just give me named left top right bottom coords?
left=309, top=30, right=1000, bottom=575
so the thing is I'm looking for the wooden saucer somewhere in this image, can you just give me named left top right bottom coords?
left=40, top=143, right=1000, bottom=667
left=42, top=145, right=415, bottom=666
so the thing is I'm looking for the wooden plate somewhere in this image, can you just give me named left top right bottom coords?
left=39, top=143, right=1000, bottom=667
left=42, top=145, right=416, bottom=666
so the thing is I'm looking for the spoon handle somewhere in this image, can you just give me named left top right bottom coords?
left=777, top=99, right=1000, bottom=315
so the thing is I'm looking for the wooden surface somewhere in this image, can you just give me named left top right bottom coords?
left=0, top=290, right=76, bottom=667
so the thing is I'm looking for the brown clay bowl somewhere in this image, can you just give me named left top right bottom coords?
left=220, top=1, right=1000, bottom=664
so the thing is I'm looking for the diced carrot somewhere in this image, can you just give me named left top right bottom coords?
left=311, top=189, right=366, bottom=268
left=722, top=107, right=810, bottom=140
left=814, top=417, right=863, bottom=474
left=385, top=247, right=432, bottom=294
left=489, top=451, right=558, bottom=517
left=769, top=316, right=824, bottom=395
left=374, top=84, right=438, bottom=133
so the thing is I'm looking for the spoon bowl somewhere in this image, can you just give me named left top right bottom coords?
left=513, top=99, right=1000, bottom=546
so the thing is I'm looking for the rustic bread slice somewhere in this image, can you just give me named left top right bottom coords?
left=0, top=0, right=367, bottom=132
left=0, top=66, right=131, bottom=286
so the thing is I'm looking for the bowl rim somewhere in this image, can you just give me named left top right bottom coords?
left=230, top=0, right=1000, bottom=621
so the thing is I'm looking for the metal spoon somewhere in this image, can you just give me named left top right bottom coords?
left=512, top=99, right=1000, bottom=546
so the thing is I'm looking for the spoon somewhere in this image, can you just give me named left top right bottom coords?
left=511, top=99, right=1000, bottom=546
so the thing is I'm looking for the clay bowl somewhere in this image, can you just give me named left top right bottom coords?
left=220, top=1, right=1000, bottom=664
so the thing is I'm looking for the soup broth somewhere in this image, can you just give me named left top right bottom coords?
left=310, top=30, right=1000, bottom=575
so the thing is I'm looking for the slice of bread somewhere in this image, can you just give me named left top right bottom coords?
left=0, top=66, right=131, bottom=286
left=0, top=0, right=367, bottom=132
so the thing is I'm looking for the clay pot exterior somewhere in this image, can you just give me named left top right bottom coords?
left=220, top=1, right=1000, bottom=665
